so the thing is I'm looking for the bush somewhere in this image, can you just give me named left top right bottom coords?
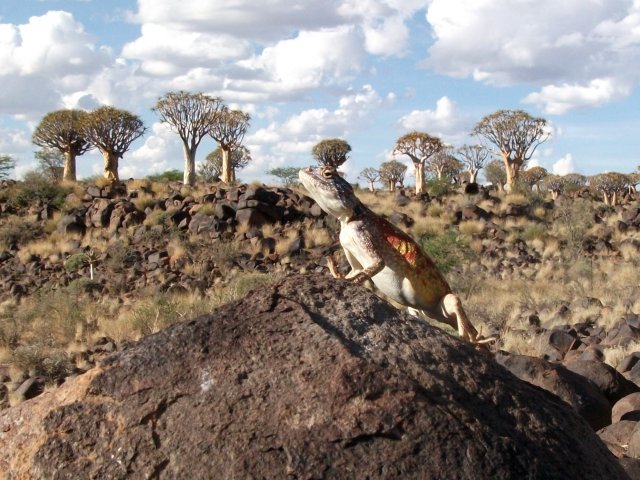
left=522, top=223, right=547, bottom=241
left=425, top=178, right=453, bottom=197
left=12, top=345, right=72, bottom=383
left=0, top=171, right=71, bottom=210
left=0, top=217, right=44, bottom=248
left=419, top=230, right=470, bottom=273
left=147, top=169, right=183, bottom=182
left=64, top=253, right=87, bottom=272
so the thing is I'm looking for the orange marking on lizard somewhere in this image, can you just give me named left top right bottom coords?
left=373, top=216, right=419, bottom=267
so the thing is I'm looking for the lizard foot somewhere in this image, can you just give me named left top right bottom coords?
left=326, top=256, right=343, bottom=279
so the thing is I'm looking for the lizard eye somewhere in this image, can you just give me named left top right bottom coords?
left=321, top=166, right=335, bottom=178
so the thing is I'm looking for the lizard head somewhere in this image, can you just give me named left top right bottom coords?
left=298, top=166, right=359, bottom=221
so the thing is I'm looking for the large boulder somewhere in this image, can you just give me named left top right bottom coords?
left=0, top=275, right=628, bottom=479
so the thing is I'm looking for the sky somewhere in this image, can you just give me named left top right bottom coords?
left=0, top=0, right=639, bottom=186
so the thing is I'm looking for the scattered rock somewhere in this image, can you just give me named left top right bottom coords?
left=613, top=393, right=640, bottom=423
left=495, top=352, right=612, bottom=430
left=564, top=360, right=639, bottom=404
left=598, top=420, right=637, bottom=457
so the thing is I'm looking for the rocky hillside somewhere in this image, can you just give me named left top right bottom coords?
left=0, top=275, right=629, bottom=479
left=0, top=177, right=640, bottom=476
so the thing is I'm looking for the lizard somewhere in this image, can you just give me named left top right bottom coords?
left=299, top=165, right=486, bottom=344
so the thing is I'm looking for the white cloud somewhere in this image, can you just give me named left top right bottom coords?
left=0, top=11, right=113, bottom=115
left=397, top=96, right=470, bottom=144
left=552, top=154, right=576, bottom=175
left=523, top=78, right=632, bottom=114
left=241, top=26, right=364, bottom=92
left=425, top=0, right=640, bottom=111
left=245, top=85, right=389, bottom=177
left=133, top=0, right=344, bottom=41
left=122, top=24, right=251, bottom=76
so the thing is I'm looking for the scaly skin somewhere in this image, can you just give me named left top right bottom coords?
left=299, top=165, right=484, bottom=344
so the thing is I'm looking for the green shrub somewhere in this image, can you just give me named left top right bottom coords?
left=522, top=223, right=547, bottom=241
left=64, top=253, right=87, bottom=271
left=425, top=178, right=453, bottom=197
left=147, top=169, right=183, bottom=182
left=67, top=277, right=103, bottom=295
left=419, top=230, right=470, bottom=273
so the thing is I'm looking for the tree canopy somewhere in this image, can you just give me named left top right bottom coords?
left=426, top=147, right=463, bottom=181
left=199, top=146, right=251, bottom=182
left=35, top=148, right=64, bottom=183
left=311, top=139, right=351, bottom=168
left=393, top=131, right=443, bottom=195
left=82, top=106, right=146, bottom=182
left=456, top=144, right=490, bottom=184
left=267, top=167, right=300, bottom=187
left=209, top=109, right=251, bottom=184
left=589, top=172, right=629, bottom=206
left=472, top=110, right=548, bottom=189
left=484, top=159, right=507, bottom=192
left=379, top=160, right=407, bottom=192
left=32, top=109, right=92, bottom=182
left=153, top=91, right=224, bottom=186
left=358, top=167, right=380, bottom=192
left=519, top=166, right=548, bottom=190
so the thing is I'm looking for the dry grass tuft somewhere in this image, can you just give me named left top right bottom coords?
left=458, top=220, right=485, bottom=237
left=603, top=341, right=640, bottom=369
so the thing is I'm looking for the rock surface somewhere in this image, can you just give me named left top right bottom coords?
left=495, top=352, right=613, bottom=430
left=0, top=274, right=629, bottom=479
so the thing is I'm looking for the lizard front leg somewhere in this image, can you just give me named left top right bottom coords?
left=327, top=249, right=383, bottom=284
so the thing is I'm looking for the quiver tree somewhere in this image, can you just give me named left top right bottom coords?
left=82, top=106, right=146, bottom=183
left=32, top=109, right=92, bottom=182
left=379, top=160, right=407, bottom=192
left=209, top=109, right=251, bottom=184
left=484, top=159, right=507, bottom=192
left=427, top=147, right=463, bottom=181
left=267, top=167, right=300, bottom=187
left=358, top=167, right=380, bottom=192
left=472, top=110, right=548, bottom=190
left=543, top=173, right=587, bottom=199
left=311, top=138, right=351, bottom=168
left=393, top=131, right=443, bottom=195
left=35, top=148, right=64, bottom=183
left=457, top=144, right=490, bottom=184
left=520, top=166, right=548, bottom=191
left=198, top=146, right=251, bottom=182
left=589, top=172, right=629, bottom=206
left=153, top=91, right=224, bottom=186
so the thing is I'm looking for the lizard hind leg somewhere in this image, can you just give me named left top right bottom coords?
left=440, top=293, right=478, bottom=343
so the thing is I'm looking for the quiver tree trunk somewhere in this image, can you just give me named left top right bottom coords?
left=221, top=147, right=233, bottom=184
left=63, top=151, right=77, bottom=182
left=102, top=151, right=119, bottom=183
left=504, top=160, right=522, bottom=191
left=414, top=162, right=425, bottom=195
left=183, top=145, right=196, bottom=186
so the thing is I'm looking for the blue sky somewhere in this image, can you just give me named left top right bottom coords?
left=0, top=0, right=639, bottom=185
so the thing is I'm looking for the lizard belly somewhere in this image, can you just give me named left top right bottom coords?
left=371, top=267, right=414, bottom=305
